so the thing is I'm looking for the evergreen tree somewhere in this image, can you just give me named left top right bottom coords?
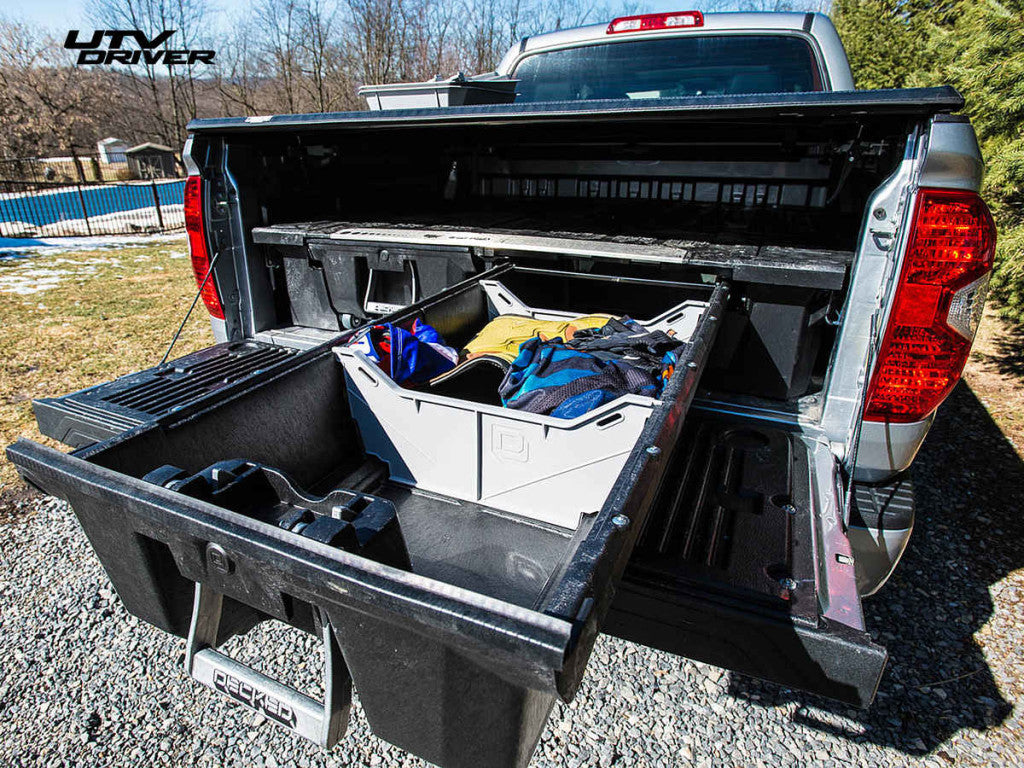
left=935, top=0, right=1024, bottom=321
left=832, top=0, right=1024, bottom=324
left=831, top=0, right=921, bottom=88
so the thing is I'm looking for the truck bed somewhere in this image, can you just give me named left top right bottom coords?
left=9, top=86, right=967, bottom=768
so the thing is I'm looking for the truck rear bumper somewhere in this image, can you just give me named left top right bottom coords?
left=848, top=474, right=916, bottom=596
left=854, top=417, right=933, bottom=483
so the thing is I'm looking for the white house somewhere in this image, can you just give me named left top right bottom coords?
left=97, top=137, right=129, bottom=164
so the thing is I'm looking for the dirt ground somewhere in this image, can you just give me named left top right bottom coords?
left=964, top=307, right=1024, bottom=457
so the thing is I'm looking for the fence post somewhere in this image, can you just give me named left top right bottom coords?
left=151, top=181, right=165, bottom=230
left=76, top=184, right=92, bottom=236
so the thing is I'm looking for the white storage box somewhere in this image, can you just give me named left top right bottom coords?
left=359, top=74, right=518, bottom=110
left=335, top=280, right=708, bottom=529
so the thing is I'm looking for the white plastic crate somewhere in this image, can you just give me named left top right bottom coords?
left=334, top=281, right=708, bottom=529
left=478, top=279, right=708, bottom=339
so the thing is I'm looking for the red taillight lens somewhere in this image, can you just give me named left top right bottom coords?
left=607, top=11, right=704, bottom=34
left=864, top=189, right=996, bottom=422
left=184, top=175, right=224, bottom=320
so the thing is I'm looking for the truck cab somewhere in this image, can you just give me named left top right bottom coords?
left=498, top=11, right=854, bottom=95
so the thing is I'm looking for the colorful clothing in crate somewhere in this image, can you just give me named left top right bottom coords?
left=499, top=318, right=688, bottom=419
left=498, top=336, right=659, bottom=419
left=567, top=317, right=685, bottom=390
left=461, top=314, right=613, bottom=364
left=348, top=319, right=457, bottom=386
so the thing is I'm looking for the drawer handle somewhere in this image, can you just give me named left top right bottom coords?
left=596, top=412, right=624, bottom=429
left=185, top=583, right=351, bottom=748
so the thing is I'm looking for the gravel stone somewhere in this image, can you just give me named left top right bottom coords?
left=1, top=385, right=1022, bottom=766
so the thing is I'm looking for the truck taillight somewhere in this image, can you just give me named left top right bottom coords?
left=184, top=175, right=224, bottom=320
left=864, top=189, right=996, bottom=423
left=607, top=10, right=703, bottom=34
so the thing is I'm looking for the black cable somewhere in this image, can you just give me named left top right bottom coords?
left=159, top=248, right=222, bottom=367
left=825, top=123, right=865, bottom=208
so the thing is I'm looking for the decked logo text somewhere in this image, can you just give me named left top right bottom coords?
left=212, top=669, right=298, bottom=729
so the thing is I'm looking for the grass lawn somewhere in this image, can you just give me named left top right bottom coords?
left=0, top=236, right=213, bottom=493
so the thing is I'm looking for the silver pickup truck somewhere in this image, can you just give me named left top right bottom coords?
left=7, top=11, right=995, bottom=768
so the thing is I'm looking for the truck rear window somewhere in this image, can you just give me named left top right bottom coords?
left=512, top=35, right=823, bottom=102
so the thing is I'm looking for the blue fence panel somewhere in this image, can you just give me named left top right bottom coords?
left=0, top=179, right=187, bottom=238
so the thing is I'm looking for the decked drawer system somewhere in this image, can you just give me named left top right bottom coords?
left=336, top=268, right=711, bottom=528
left=9, top=260, right=884, bottom=767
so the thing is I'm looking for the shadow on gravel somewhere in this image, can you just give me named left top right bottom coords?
left=0, top=485, right=42, bottom=523
left=975, top=319, right=1024, bottom=378
left=727, top=381, right=1022, bottom=757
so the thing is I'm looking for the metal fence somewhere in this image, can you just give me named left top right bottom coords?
left=0, top=179, right=187, bottom=238
left=0, top=153, right=182, bottom=185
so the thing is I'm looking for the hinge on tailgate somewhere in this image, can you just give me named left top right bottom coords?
left=185, top=583, right=351, bottom=748
left=841, top=312, right=881, bottom=523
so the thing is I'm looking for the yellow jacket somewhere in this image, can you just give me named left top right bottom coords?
left=462, top=314, right=613, bottom=363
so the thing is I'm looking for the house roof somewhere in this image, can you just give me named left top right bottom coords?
left=125, top=142, right=175, bottom=154
left=98, top=137, right=127, bottom=146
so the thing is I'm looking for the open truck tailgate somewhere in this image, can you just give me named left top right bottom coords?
left=606, top=414, right=886, bottom=705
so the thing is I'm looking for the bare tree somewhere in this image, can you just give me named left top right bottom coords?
left=401, top=0, right=460, bottom=80
left=214, top=15, right=264, bottom=115
left=453, top=0, right=644, bottom=75
left=298, top=0, right=359, bottom=111
left=0, top=18, right=108, bottom=177
left=255, top=0, right=306, bottom=113
left=2, top=0, right=766, bottom=156
left=454, top=0, right=532, bottom=74
left=88, top=0, right=215, bottom=150
left=345, top=0, right=410, bottom=84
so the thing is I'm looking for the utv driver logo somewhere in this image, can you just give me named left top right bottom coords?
left=212, top=669, right=298, bottom=729
left=64, top=30, right=215, bottom=65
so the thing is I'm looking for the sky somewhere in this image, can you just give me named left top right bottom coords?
left=9, top=0, right=90, bottom=31
left=14, top=0, right=731, bottom=35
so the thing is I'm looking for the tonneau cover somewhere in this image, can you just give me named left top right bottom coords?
left=188, top=87, right=963, bottom=133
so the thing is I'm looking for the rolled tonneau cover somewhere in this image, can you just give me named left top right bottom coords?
left=187, top=86, right=964, bottom=133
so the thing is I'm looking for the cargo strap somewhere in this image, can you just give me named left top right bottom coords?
left=185, top=582, right=350, bottom=748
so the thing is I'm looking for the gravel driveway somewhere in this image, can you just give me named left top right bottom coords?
left=1, top=382, right=1022, bottom=768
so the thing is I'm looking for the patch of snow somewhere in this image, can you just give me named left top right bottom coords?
left=0, top=271, right=65, bottom=294
left=0, top=254, right=137, bottom=295
left=0, top=232, right=185, bottom=260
